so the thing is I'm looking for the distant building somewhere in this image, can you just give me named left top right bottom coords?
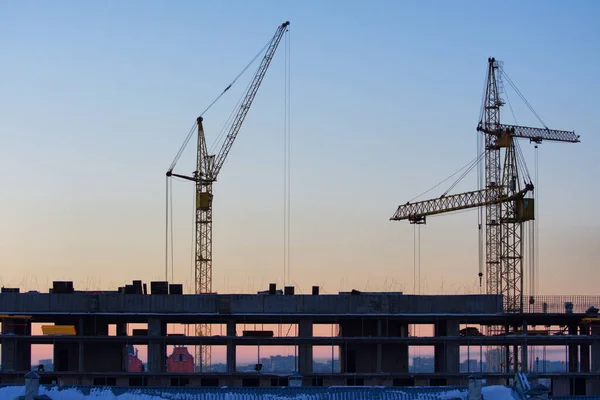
left=167, top=346, right=194, bottom=373
left=486, top=348, right=506, bottom=373
left=313, top=358, right=340, bottom=373
left=269, top=355, right=296, bottom=373
left=210, top=362, right=227, bottom=373
left=412, top=357, right=435, bottom=373
left=260, top=357, right=272, bottom=372
left=127, top=345, right=143, bottom=372
left=460, top=359, right=479, bottom=373
left=38, top=358, right=53, bottom=372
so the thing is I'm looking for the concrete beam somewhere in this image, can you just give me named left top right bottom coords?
left=0, top=293, right=504, bottom=316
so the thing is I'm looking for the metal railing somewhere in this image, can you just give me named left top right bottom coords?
left=522, top=296, right=600, bottom=314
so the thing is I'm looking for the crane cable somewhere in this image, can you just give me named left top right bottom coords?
left=167, top=38, right=272, bottom=174
left=502, top=72, right=539, bottom=309
left=532, top=144, right=540, bottom=294
left=164, top=36, right=275, bottom=282
left=408, top=151, right=486, bottom=203
left=408, top=65, right=490, bottom=204
left=504, top=76, right=537, bottom=308
left=442, top=151, right=486, bottom=196
left=412, top=224, right=422, bottom=358
left=209, top=77, right=253, bottom=155
left=164, top=177, right=175, bottom=281
left=170, top=178, right=174, bottom=282
left=165, top=176, right=169, bottom=280
left=413, top=224, right=421, bottom=295
left=498, top=67, right=548, bottom=129
left=477, top=91, right=484, bottom=291
left=282, top=27, right=292, bottom=286
left=413, top=224, right=417, bottom=294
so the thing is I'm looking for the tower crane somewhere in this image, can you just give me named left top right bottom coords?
left=391, top=57, right=580, bottom=313
left=166, top=21, right=290, bottom=371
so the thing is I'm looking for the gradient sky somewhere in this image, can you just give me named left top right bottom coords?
left=1, top=0, right=599, bottom=297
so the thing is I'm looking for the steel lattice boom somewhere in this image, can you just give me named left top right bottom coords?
left=390, top=185, right=533, bottom=224
left=481, top=124, right=580, bottom=144
left=168, top=21, right=289, bottom=372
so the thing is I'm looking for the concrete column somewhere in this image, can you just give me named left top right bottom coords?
left=521, top=321, right=528, bottom=372
left=447, top=320, right=460, bottom=374
left=54, top=343, right=79, bottom=372
left=78, top=318, right=85, bottom=336
left=376, top=320, right=382, bottom=373
left=504, top=324, right=511, bottom=373
left=117, top=323, right=127, bottom=336
left=147, top=318, right=166, bottom=373
left=589, top=325, right=600, bottom=396
left=580, top=325, right=590, bottom=373
left=434, top=320, right=459, bottom=374
left=96, top=319, right=109, bottom=336
left=78, top=341, right=84, bottom=373
left=591, top=325, right=600, bottom=372
left=568, top=325, right=579, bottom=372
left=434, top=321, right=446, bottom=373
left=77, top=318, right=85, bottom=373
left=1, top=318, right=31, bottom=371
left=381, top=321, right=408, bottom=373
left=298, top=319, right=313, bottom=375
left=226, top=320, right=236, bottom=374
left=117, top=323, right=127, bottom=372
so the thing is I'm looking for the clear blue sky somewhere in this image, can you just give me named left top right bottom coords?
left=1, top=0, right=599, bottom=295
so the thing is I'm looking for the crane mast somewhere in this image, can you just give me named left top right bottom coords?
left=391, top=56, right=579, bottom=371
left=482, top=58, right=504, bottom=310
left=476, top=58, right=579, bottom=313
left=168, top=21, right=289, bottom=371
left=392, top=57, right=578, bottom=311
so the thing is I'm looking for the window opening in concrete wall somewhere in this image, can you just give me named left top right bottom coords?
left=235, top=345, right=298, bottom=373
left=409, top=346, right=434, bottom=373
left=31, top=344, right=53, bottom=372
left=313, top=345, right=340, bottom=373
left=460, top=345, right=484, bottom=373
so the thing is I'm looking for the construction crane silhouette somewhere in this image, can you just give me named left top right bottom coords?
left=391, top=57, right=580, bottom=313
left=167, top=21, right=289, bottom=371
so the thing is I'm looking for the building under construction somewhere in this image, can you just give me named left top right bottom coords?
left=1, top=17, right=592, bottom=399
left=0, top=282, right=599, bottom=397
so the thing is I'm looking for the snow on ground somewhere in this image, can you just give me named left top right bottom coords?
left=0, top=385, right=518, bottom=400
left=438, top=389, right=468, bottom=400
left=0, top=386, right=166, bottom=400
left=482, top=385, right=517, bottom=400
